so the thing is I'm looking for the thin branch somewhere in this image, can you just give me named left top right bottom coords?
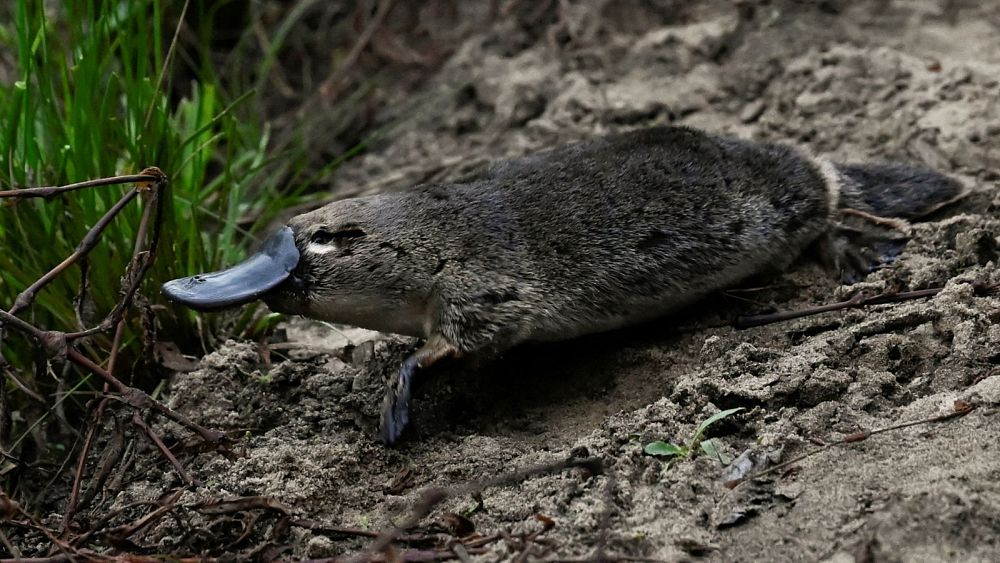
left=67, top=348, right=227, bottom=445
left=67, top=169, right=166, bottom=341
left=0, top=557, right=75, bottom=563
left=0, top=174, right=159, bottom=199
left=7, top=189, right=140, bottom=315
left=735, top=281, right=998, bottom=329
left=60, top=397, right=111, bottom=536
left=725, top=400, right=977, bottom=489
left=0, top=493, right=78, bottom=560
left=1, top=361, right=46, bottom=404
left=73, top=256, right=92, bottom=331
left=67, top=499, right=161, bottom=548
left=131, top=411, right=196, bottom=486
left=0, top=310, right=43, bottom=337
left=103, top=488, right=185, bottom=542
left=361, top=456, right=603, bottom=559
left=1, top=305, right=226, bottom=446
left=0, top=168, right=232, bottom=558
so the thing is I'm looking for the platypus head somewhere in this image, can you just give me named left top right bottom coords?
left=161, top=197, right=433, bottom=337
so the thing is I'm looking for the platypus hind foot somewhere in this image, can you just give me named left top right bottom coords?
left=819, top=208, right=911, bottom=284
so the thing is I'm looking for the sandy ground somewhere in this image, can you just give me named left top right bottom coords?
left=18, top=0, right=1000, bottom=560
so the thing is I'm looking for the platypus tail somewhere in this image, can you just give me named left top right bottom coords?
left=834, top=162, right=966, bottom=219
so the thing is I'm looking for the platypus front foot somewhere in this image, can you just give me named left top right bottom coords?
left=380, top=355, right=419, bottom=444
left=378, top=335, right=459, bottom=445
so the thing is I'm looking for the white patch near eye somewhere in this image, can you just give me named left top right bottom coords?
left=306, top=242, right=338, bottom=255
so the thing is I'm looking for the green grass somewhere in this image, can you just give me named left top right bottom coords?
left=0, top=2, right=323, bottom=378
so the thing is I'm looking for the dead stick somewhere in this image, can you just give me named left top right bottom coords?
left=1, top=361, right=46, bottom=403
left=7, top=188, right=140, bottom=315
left=103, top=488, right=185, bottom=540
left=73, top=256, right=91, bottom=331
left=291, top=519, right=461, bottom=545
left=735, top=288, right=938, bottom=328
left=110, top=170, right=165, bottom=330
left=68, top=499, right=162, bottom=548
left=0, top=248, right=224, bottom=449
left=361, top=456, right=603, bottom=560
left=734, top=282, right=998, bottom=329
left=0, top=557, right=75, bottom=563
left=2, top=495, right=78, bottom=560
left=727, top=401, right=977, bottom=489
left=0, top=310, right=42, bottom=336
left=66, top=169, right=166, bottom=341
left=0, top=173, right=159, bottom=361
left=290, top=520, right=379, bottom=538
left=58, top=182, right=149, bottom=530
left=0, top=311, right=224, bottom=444
left=66, top=348, right=226, bottom=445
left=76, top=414, right=126, bottom=512
left=60, top=396, right=111, bottom=536
left=131, top=411, right=196, bottom=486
left=0, top=173, right=159, bottom=199
left=105, top=320, right=127, bottom=387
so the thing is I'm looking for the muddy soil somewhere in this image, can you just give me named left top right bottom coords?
left=17, top=1, right=1000, bottom=561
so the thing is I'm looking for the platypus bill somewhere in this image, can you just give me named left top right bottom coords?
left=162, top=126, right=964, bottom=445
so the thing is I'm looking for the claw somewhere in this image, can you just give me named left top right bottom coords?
left=380, top=355, right=419, bottom=444
left=377, top=336, right=459, bottom=444
left=822, top=212, right=911, bottom=284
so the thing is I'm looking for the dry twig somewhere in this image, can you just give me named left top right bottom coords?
left=359, top=455, right=603, bottom=561
left=735, top=281, right=998, bottom=329
left=0, top=170, right=228, bottom=556
left=724, top=399, right=978, bottom=490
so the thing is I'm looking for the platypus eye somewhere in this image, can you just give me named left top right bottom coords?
left=310, top=226, right=366, bottom=246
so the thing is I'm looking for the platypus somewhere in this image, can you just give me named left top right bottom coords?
left=162, top=126, right=964, bottom=443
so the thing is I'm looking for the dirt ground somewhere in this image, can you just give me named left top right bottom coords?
left=18, top=0, right=1000, bottom=560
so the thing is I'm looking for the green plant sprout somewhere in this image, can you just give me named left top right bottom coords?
left=644, top=407, right=745, bottom=465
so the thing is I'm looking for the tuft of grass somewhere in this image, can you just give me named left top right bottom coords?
left=644, top=407, right=745, bottom=465
left=0, top=0, right=324, bottom=375
left=0, top=0, right=356, bottom=468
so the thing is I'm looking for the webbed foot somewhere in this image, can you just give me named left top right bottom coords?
left=380, top=355, right=419, bottom=444
left=378, top=335, right=459, bottom=445
left=820, top=209, right=911, bottom=284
